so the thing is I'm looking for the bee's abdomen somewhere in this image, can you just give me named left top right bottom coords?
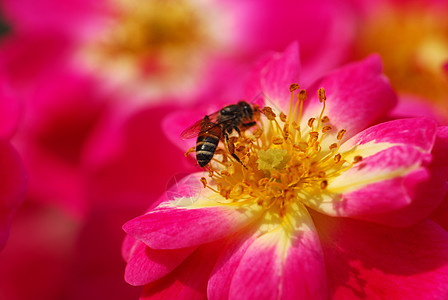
left=196, top=134, right=219, bottom=167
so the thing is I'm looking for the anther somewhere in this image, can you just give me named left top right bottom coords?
left=337, top=129, right=346, bottom=140
left=272, top=136, right=284, bottom=145
left=289, top=83, right=300, bottom=92
left=200, top=177, right=207, bottom=188
left=295, top=141, right=308, bottom=152
left=279, top=112, right=287, bottom=122
left=334, top=153, right=342, bottom=163
left=317, top=171, right=326, bottom=178
left=353, top=155, right=363, bottom=164
left=309, top=131, right=319, bottom=139
left=283, top=124, right=290, bottom=139
left=298, top=90, right=307, bottom=101
left=322, top=125, right=332, bottom=133
left=318, top=87, right=327, bottom=103
left=308, top=118, right=315, bottom=128
left=329, top=143, right=338, bottom=150
left=253, top=128, right=263, bottom=139
left=262, top=107, right=277, bottom=120
left=320, top=180, right=328, bottom=189
left=321, top=116, right=330, bottom=123
left=221, top=170, right=230, bottom=176
left=258, top=178, right=269, bottom=186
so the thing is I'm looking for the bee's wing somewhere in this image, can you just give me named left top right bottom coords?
left=180, top=111, right=221, bottom=140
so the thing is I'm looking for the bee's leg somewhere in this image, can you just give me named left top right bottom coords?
left=240, top=121, right=256, bottom=130
left=224, top=131, right=247, bottom=169
left=234, top=126, right=241, bottom=136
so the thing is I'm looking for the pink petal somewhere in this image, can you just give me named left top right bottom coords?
left=207, top=229, right=257, bottom=300
left=228, top=233, right=283, bottom=300
left=123, top=202, right=259, bottom=250
left=367, top=164, right=448, bottom=227
left=0, top=67, right=20, bottom=138
left=313, top=212, right=448, bottom=299
left=125, top=240, right=196, bottom=286
left=122, top=234, right=138, bottom=262
left=431, top=191, right=448, bottom=232
left=244, top=42, right=301, bottom=109
left=260, top=42, right=301, bottom=108
left=123, top=173, right=262, bottom=249
left=1, top=0, right=106, bottom=34
left=210, top=205, right=327, bottom=299
left=140, top=241, right=224, bottom=300
left=432, top=126, right=448, bottom=167
left=303, top=55, right=397, bottom=141
left=228, top=223, right=327, bottom=299
left=344, top=118, right=437, bottom=152
left=388, top=94, right=448, bottom=125
left=306, top=118, right=444, bottom=226
left=244, top=53, right=274, bottom=105
left=0, top=141, right=26, bottom=251
left=281, top=226, right=327, bottom=299
left=310, top=146, right=432, bottom=221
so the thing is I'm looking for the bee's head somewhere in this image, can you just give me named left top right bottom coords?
left=238, top=101, right=253, bottom=121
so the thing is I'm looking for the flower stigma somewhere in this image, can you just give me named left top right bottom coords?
left=193, top=85, right=364, bottom=218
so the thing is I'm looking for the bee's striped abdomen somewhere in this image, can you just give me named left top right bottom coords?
left=196, top=127, right=221, bottom=167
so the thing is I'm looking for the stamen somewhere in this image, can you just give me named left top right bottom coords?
left=221, top=170, right=231, bottom=177
left=308, top=118, right=315, bottom=128
left=272, top=136, right=284, bottom=145
left=185, top=146, right=195, bottom=157
left=320, top=180, right=328, bottom=189
left=289, top=83, right=300, bottom=92
left=262, top=107, right=277, bottom=120
left=187, top=85, right=361, bottom=221
left=334, top=153, right=342, bottom=163
left=337, top=129, right=346, bottom=140
left=316, top=87, right=327, bottom=129
left=287, top=83, right=299, bottom=125
left=353, top=155, right=363, bottom=164
left=279, top=112, right=287, bottom=123
left=318, top=87, right=327, bottom=103
left=329, top=143, right=338, bottom=150
left=200, top=177, right=208, bottom=188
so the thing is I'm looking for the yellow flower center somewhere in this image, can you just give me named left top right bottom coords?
left=354, top=4, right=448, bottom=114
left=199, top=85, right=362, bottom=218
left=79, top=0, right=224, bottom=98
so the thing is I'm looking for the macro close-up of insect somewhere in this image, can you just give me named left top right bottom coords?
left=181, top=101, right=258, bottom=167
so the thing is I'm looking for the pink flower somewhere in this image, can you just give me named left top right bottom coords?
left=351, top=0, right=448, bottom=121
left=123, top=44, right=448, bottom=299
left=0, top=65, right=26, bottom=251
left=0, top=0, right=356, bottom=100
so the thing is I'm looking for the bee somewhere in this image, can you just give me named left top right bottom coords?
left=181, top=101, right=257, bottom=167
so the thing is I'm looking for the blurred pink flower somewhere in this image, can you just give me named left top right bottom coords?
left=0, top=65, right=26, bottom=251
left=351, top=0, right=448, bottom=121
left=123, top=44, right=448, bottom=299
left=0, top=0, right=356, bottom=101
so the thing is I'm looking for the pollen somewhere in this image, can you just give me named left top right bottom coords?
left=257, top=149, right=291, bottom=173
left=194, top=85, right=360, bottom=219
